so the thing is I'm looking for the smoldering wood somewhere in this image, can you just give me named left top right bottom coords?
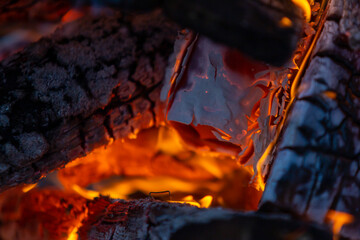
left=0, top=0, right=70, bottom=23
left=261, top=0, right=360, bottom=238
left=1, top=0, right=303, bottom=66
left=78, top=197, right=332, bottom=240
left=163, top=0, right=303, bottom=66
left=73, top=0, right=304, bottom=65
left=0, top=189, right=331, bottom=240
left=0, top=187, right=88, bottom=240
left=0, top=10, right=178, bottom=192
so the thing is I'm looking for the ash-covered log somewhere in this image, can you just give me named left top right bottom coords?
left=261, top=0, right=360, bottom=238
left=78, top=197, right=332, bottom=240
left=0, top=10, right=178, bottom=192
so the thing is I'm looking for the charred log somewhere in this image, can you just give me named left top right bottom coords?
left=261, top=0, right=360, bottom=238
left=0, top=10, right=178, bottom=192
left=0, top=188, right=332, bottom=240
left=0, top=0, right=304, bottom=66
left=77, top=197, right=332, bottom=240
left=163, top=0, right=304, bottom=66
left=76, top=0, right=304, bottom=65
left=74, top=197, right=332, bottom=240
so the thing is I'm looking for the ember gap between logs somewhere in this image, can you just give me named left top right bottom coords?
left=0, top=0, right=359, bottom=239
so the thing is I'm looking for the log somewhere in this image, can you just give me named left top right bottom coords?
left=0, top=187, right=332, bottom=240
left=260, top=0, right=360, bottom=239
left=0, top=10, right=178, bottom=192
left=163, top=0, right=304, bottom=66
left=78, top=197, right=332, bottom=240
left=0, top=0, right=303, bottom=65
left=72, top=0, right=304, bottom=65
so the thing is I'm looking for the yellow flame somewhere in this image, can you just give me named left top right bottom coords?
left=291, top=0, right=311, bottom=22
left=199, top=195, right=213, bottom=208
left=169, top=195, right=213, bottom=208
left=71, top=185, right=101, bottom=200
left=22, top=183, right=37, bottom=193
left=326, top=210, right=354, bottom=236
left=254, top=144, right=272, bottom=191
left=67, top=227, right=79, bottom=240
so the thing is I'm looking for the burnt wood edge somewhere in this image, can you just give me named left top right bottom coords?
left=0, top=9, right=178, bottom=192
left=261, top=0, right=360, bottom=238
left=78, top=197, right=332, bottom=240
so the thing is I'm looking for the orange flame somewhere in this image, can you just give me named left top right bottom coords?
left=291, top=0, right=311, bottom=22
left=22, top=183, right=37, bottom=193
left=169, top=195, right=213, bottom=208
left=326, top=210, right=354, bottom=236
left=67, top=227, right=79, bottom=240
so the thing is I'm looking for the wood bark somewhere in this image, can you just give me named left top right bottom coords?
left=78, top=197, right=332, bottom=240
left=0, top=10, right=178, bottom=192
left=260, top=0, right=360, bottom=239
left=0, top=188, right=331, bottom=240
left=0, top=0, right=303, bottom=66
left=71, top=0, right=304, bottom=65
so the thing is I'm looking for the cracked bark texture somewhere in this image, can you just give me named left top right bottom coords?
left=78, top=197, right=332, bottom=240
left=0, top=10, right=178, bottom=192
left=260, top=0, right=360, bottom=238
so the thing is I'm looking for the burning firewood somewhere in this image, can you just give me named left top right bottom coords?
left=0, top=187, right=332, bottom=240
left=78, top=197, right=332, bottom=240
left=0, top=0, right=360, bottom=239
left=260, top=0, right=360, bottom=238
left=0, top=0, right=305, bottom=65
left=0, top=187, right=87, bottom=240
left=0, top=9, right=178, bottom=192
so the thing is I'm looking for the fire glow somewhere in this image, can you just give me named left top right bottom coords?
left=0, top=0, right=351, bottom=239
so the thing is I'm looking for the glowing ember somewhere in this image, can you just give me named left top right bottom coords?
left=169, top=195, right=213, bottom=208
left=22, top=183, right=37, bottom=193
left=291, top=0, right=311, bottom=22
left=61, top=9, right=85, bottom=23
left=325, top=210, right=354, bottom=237
left=0, top=1, right=331, bottom=239
left=67, top=227, right=79, bottom=240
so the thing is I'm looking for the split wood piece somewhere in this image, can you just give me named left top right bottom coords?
left=261, top=0, right=360, bottom=239
left=0, top=10, right=178, bottom=192
left=78, top=197, right=332, bottom=240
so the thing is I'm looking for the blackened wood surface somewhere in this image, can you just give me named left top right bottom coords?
left=261, top=0, right=360, bottom=238
left=0, top=10, right=178, bottom=192
left=79, top=197, right=332, bottom=240
left=164, top=0, right=303, bottom=66
left=0, top=0, right=70, bottom=23
left=0, top=0, right=302, bottom=66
